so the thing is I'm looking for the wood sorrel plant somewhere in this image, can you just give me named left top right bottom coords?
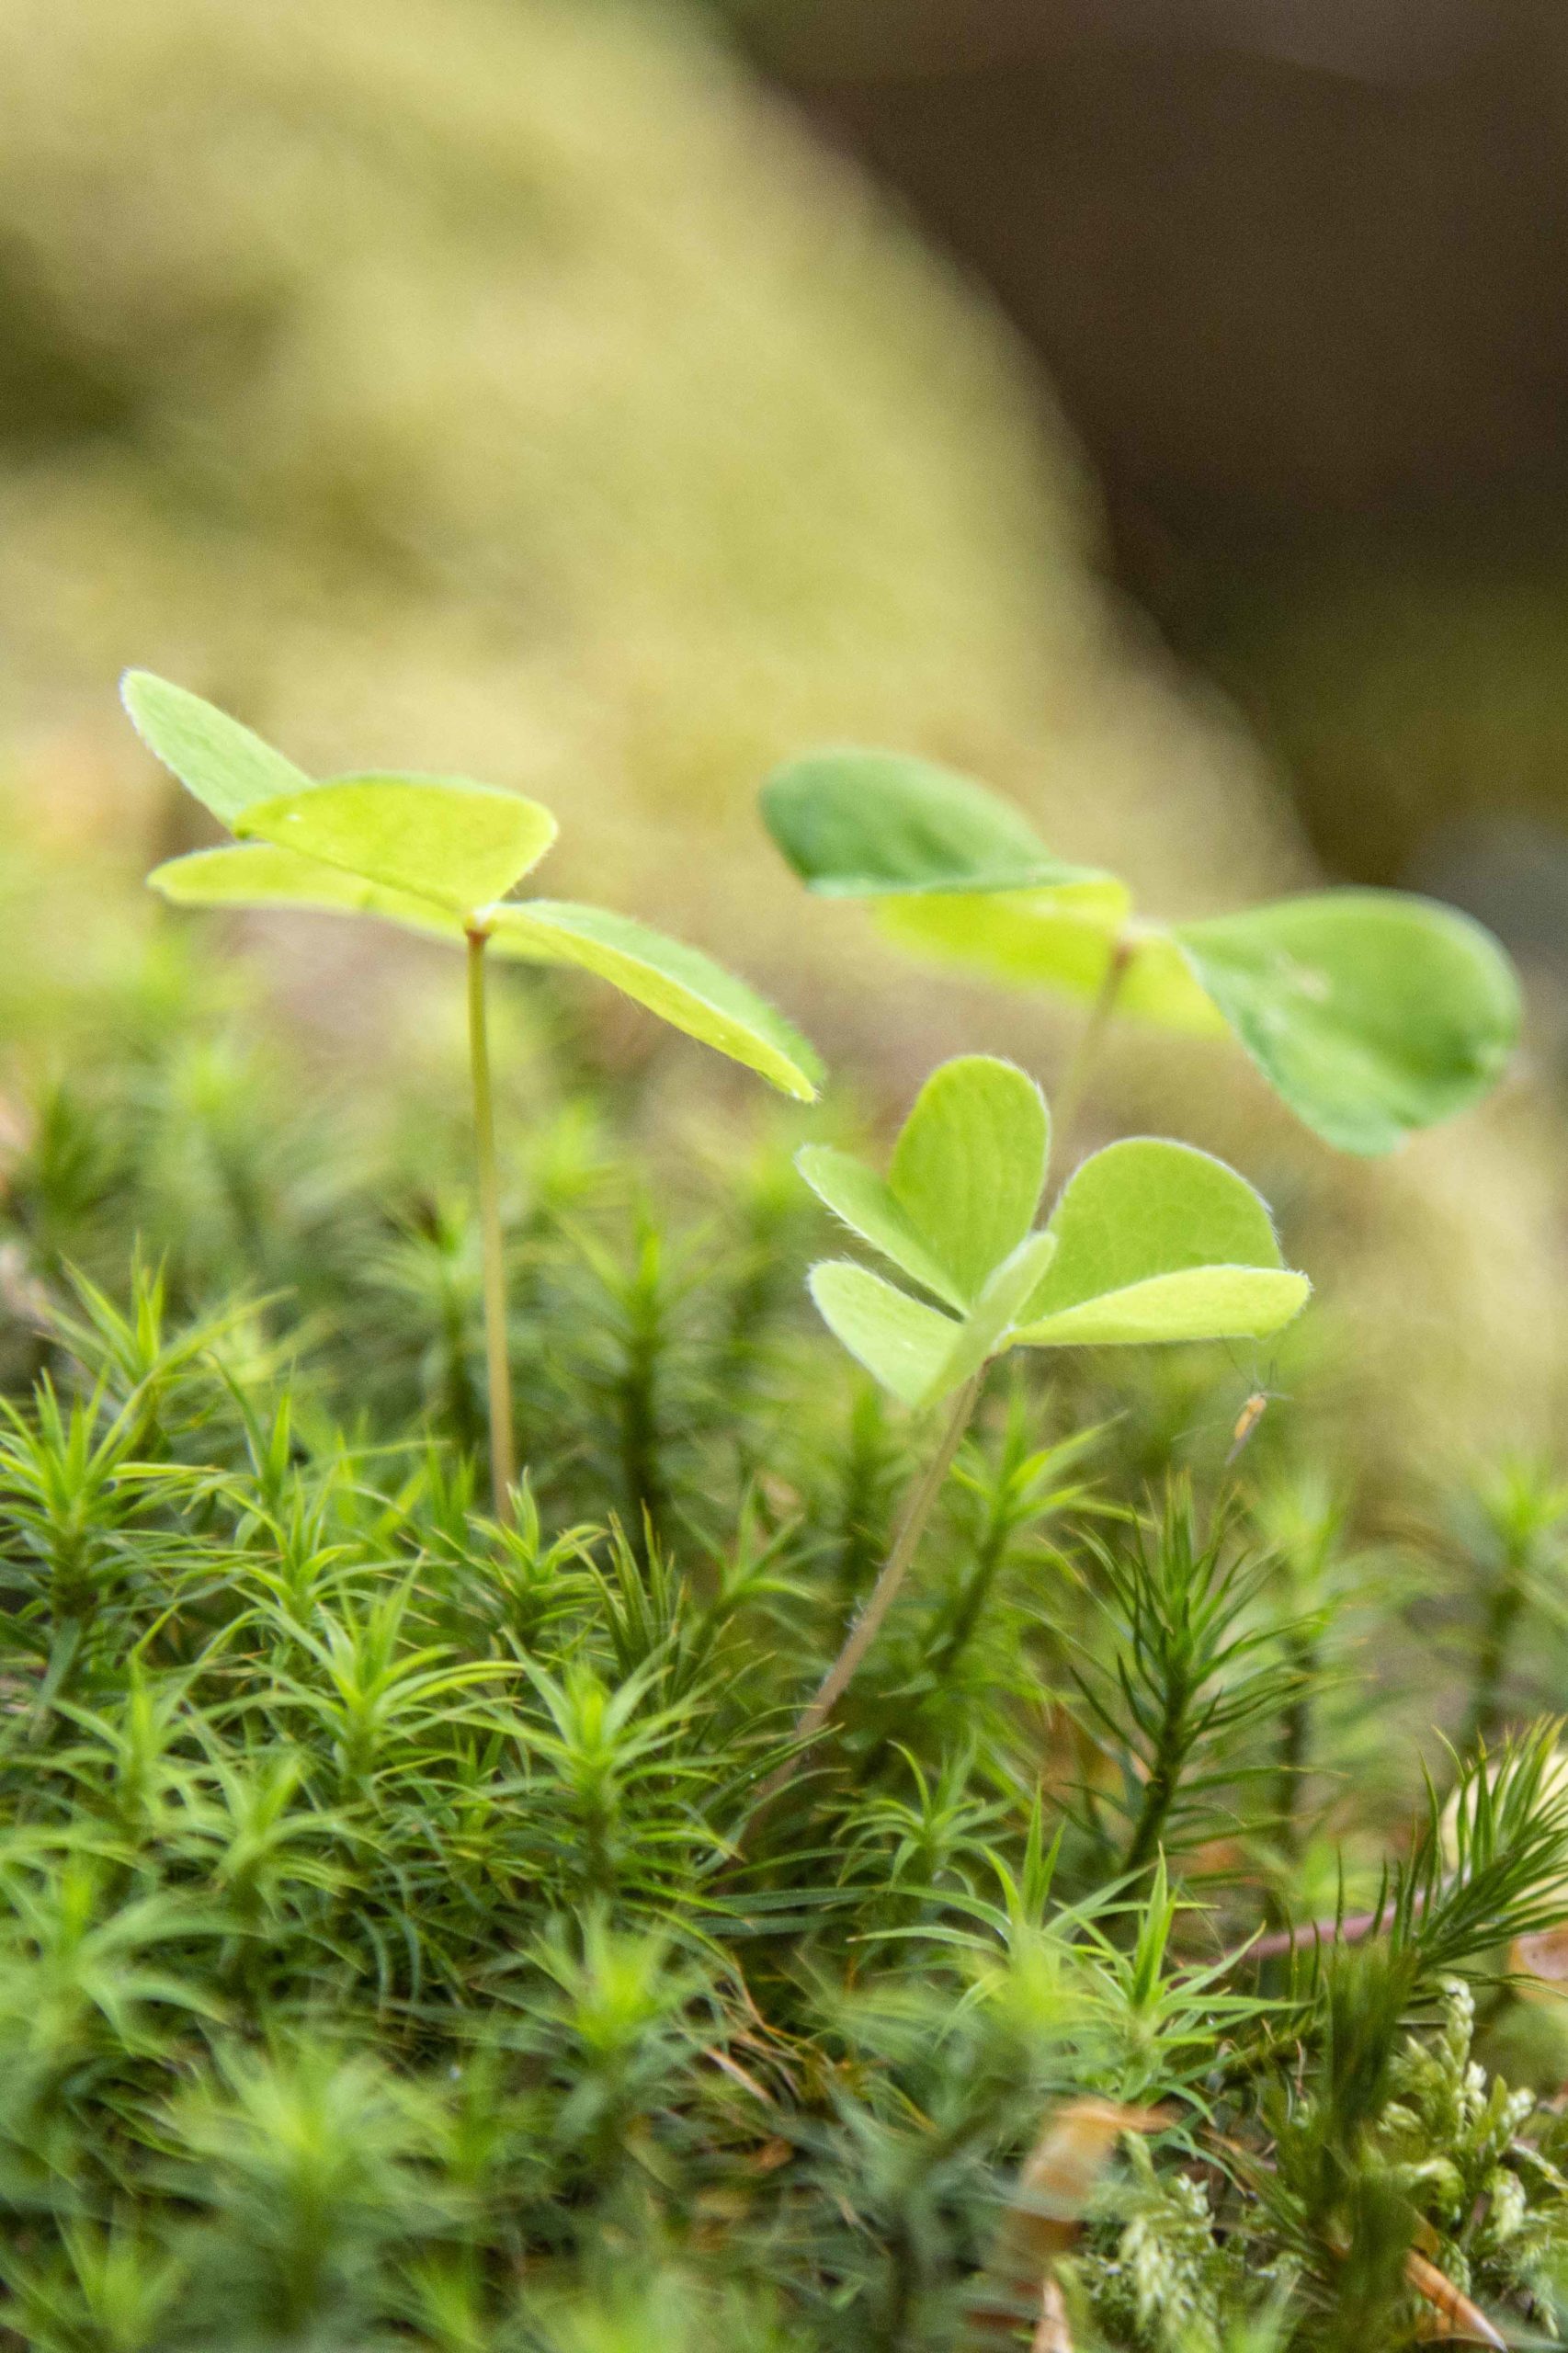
left=761, top=748, right=1520, bottom=1155
left=123, top=672, right=821, bottom=1519
left=755, top=1051, right=1309, bottom=1804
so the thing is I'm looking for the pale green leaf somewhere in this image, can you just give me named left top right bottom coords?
left=122, top=670, right=309, bottom=826
left=761, top=747, right=1112, bottom=896
left=807, top=1260, right=960, bottom=1408
left=795, top=1145, right=966, bottom=1309
left=1014, top=1138, right=1308, bottom=1348
left=486, top=900, right=822, bottom=1101
left=1014, top=1264, right=1310, bottom=1349
left=876, top=893, right=1224, bottom=1035
left=146, top=846, right=460, bottom=939
left=888, top=1054, right=1049, bottom=1302
left=1176, top=891, right=1521, bottom=1154
left=238, top=776, right=558, bottom=915
left=927, top=1230, right=1059, bottom=1400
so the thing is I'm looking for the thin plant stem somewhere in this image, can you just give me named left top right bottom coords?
left=466, top=928, right=516, bottom=1523
left=745, top=1371, right=984, bottom=1823
left=1051, top=933, right=1132, bottom=1178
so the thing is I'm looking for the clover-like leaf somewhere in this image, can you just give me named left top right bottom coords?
left=877, top=892, right=1221, bottom=1034
left=807, top=1260, right=959, bottom=1409
left=887, top=1055, right=1049, bottom=1302
left=933, top=1230, right=1060, bottom=1397
left=1174, top=891, right=1521, bottom=1155
left=761, top=747, right=1112, bottom=897
left=796, top=1054, right=1047, bottom=1308
left=122, top=671, right=310, bottom=825
left=146, top=845, right=460, bottom=938
left=485, top=900, right=821, bottom=1101
left=795, top=1146, right=966, bottom=1309
left=806, top=1230, right=1061, bottom=1412
left=763, top=743, right=1520, bottom=1152
left=1013, top=1138, right=1309, bottom=1348
left=237, top=776, right=558, bottom=916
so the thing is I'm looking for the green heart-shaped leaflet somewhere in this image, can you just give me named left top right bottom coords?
left=801, top=1054, right=1308, bottom=1406
left=760, top=745, right=1519, bottom=1153
left=131, top=675, right=821, bottom=1102
left=761, top=746, right=1112, bottom=899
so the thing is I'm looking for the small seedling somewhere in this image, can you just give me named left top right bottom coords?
left=754, top=1052, right=1309, bottom=1803
left=123, top=672, right=821, bottom=1519
left=761, top=747, right=1521, bottom=1155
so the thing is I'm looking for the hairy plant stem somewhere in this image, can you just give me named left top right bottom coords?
left=467, top=928, right=516, bottom=1522
left=746, top=1372, right=984, bottom=1822
left=1051, top=933, right=1132, bottom=1177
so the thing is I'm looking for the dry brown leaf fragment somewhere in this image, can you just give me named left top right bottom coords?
left=1403, top=2249, right=1507, bottom=2349
left=967, top=2098, right=1165, bottom=2343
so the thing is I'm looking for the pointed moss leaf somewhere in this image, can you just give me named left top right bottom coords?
left=877, top=893, right=1224, bottom=1035
left=926, top=1230, right=1060, bottom=1402
left=122, top=670, right=310, bottom=826
left=807, top=1260, right=960, bottom=1408
left=1014, top=1138, right=1308, bottom=1348
left=795, top=1145, right=965, bottom=1309
left=485, top=901, right=822, bottom=1101
left=146, top=846, right=460, bottom=939
left=1176, top=891, right=1521, bottom=1154
left=761, top=747, right=1112, bottom=896
left=888, top=1054, right=1049, bottom=1303
left=238, top=776, right=558, bottom=915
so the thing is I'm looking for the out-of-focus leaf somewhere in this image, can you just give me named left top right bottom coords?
left=887, top=1054, right=1049, bottom=1302
left=238, top=776, right=558, bottom=915
left=1013, top=1138, right=1309, bottom=1348
left=877, top=892, right=1221, bottom=1034
left=122, top=671, right=310, bottom=826
left=486, top=900, right=821, bottom=1100
left=146, top=846, right=457, bottom=938
left=1175, top=891, right=1522, bottom=1154
left=761, top=747, right=1111, bottom=897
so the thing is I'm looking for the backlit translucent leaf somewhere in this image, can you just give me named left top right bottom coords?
left=1013, top=1263, right=1309, bottom=1349
left=795, top=1145, right=965, bottom=1309
left=238, top=776, right=558, bottom=915
left=146, top=846, right=459, bottom=939
left=877, top=892, right=1224, bottom=1035
left=807, top=1260, right=959, bottom=1408
left=122, top=671, right=309, bottom=825
left=1013, top=1138, right=1308, bottom=1349
left=761, top=747, right=1112, bottom=897
left=929, top=1231, right=1059, bottom=1399
left=486, top=901, right=822, bottom=1101
left=888, top=1055, right=1049, bottom=1302
left=1175, top=891, right=1521, bottom=1154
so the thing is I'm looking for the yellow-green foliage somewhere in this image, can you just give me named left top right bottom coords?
left=0, top=0, right=1562, bottom=1473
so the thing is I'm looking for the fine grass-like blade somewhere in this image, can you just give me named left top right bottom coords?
left=1014, top=1138, right=1309, bottom=1348
left=486, top=900, right=822, bottom=1101
left=795, top=1145, right=967, bottom=1310
left=877, top=892, right=1223, bottom=1034
left=122, top=670, right=310, bottom=825
left=1176, top=891, right=1521, bottom=1154
left=761, top=747, right=1113, bottom=897
left=238, top=776, right=559, bottom=915
left=146, top=845, right=460, bottom=939
left=807, top=1260, right=960, bottom=1408
left=888, top=1054, right=1049, bottom=1302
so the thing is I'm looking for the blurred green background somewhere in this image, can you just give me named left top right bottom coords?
left=3, top=0, right=1567, bottom=1480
